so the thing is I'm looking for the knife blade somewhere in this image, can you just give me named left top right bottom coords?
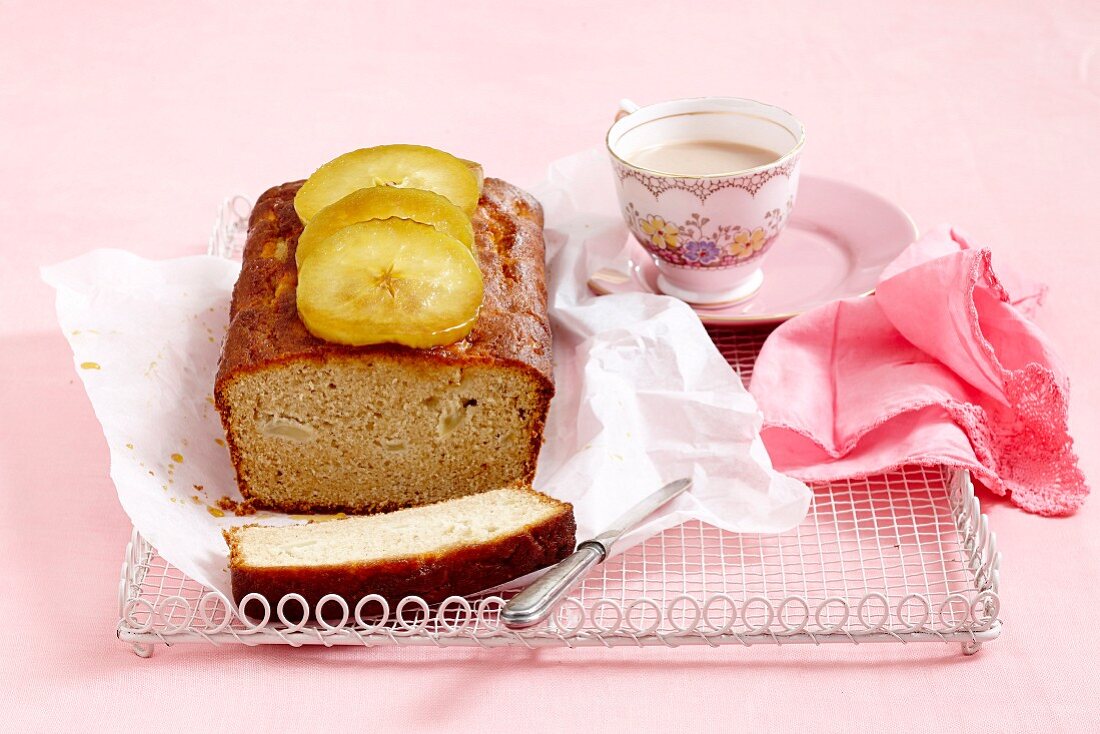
left=501, top=477, right=692, bottom=630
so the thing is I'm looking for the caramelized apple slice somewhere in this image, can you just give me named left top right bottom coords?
left=297, top=187, right=475, bottom=266
left=294, top=145, right=481, bottom=222
left=460, top=158, right=485, bottom=192
left=296, top=219, right=483, bottom=348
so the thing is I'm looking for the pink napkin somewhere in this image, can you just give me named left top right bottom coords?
left=749, top=225, right=1087, bottom=515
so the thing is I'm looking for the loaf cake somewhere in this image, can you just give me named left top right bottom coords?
left=214, top=177, right=554, bottom=513
left=225, top=486, right=575, bottom=607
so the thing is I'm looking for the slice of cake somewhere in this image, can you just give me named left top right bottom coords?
left=214, top=177, right=554, bottom=513
left=224, top=487, right=575, bottom=607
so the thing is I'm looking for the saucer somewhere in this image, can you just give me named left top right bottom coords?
left=587, top=175, right=918, bottom=325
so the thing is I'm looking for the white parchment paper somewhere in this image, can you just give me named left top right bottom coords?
left=42, top=149, right=811, bottom=598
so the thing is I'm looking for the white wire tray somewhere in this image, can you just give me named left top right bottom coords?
left=115, top=198, right=1002, bottom=657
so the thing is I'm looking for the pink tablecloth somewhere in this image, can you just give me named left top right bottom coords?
left=3, top=2, right=1099, bottom=731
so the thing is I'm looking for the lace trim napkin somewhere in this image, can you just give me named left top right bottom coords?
left=750, top=225, right=1086, bottom=515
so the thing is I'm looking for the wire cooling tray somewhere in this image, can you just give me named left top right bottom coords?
left=115, top=198, right=1002, bottom=657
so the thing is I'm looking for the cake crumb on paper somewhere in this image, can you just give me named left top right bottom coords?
left=217, top=496, right=257, bottom=516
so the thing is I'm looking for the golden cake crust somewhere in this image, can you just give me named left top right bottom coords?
left=216, top=177, right=553, bottom=383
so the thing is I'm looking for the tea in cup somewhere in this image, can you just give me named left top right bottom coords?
left=607, top=97, right=805, bottom=304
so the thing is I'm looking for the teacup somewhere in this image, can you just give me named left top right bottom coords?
left=606, top=97, right=805, bottom=305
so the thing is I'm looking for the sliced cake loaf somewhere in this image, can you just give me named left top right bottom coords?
left=225, top=486, right=575, bottom=608
left=214, top=177, right=554, bottom=514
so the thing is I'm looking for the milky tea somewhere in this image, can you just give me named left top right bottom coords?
left=626, top=139, right=782, bottom=176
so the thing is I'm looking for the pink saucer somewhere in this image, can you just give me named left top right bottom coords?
left=588, top=175, right=918, bottom=325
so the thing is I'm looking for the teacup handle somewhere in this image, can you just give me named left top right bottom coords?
left=615, top=98, right=641, bottom=122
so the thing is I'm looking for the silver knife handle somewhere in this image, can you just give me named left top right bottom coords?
left=501, top=543, right=605, bottom=630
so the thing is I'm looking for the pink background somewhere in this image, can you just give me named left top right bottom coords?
left=4, top=1, right=1100, bottom=730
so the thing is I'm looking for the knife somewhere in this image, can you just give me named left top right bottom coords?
left=501, top=477, right=692, bottom=630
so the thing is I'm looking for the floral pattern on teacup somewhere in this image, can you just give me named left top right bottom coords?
left=624, top=202, right=792, bottom=269
left=639, top=215, right=680, bottom=249
left=682, top=239, right=721, bottom=265
left=730, top=227, right=767, bottom=258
